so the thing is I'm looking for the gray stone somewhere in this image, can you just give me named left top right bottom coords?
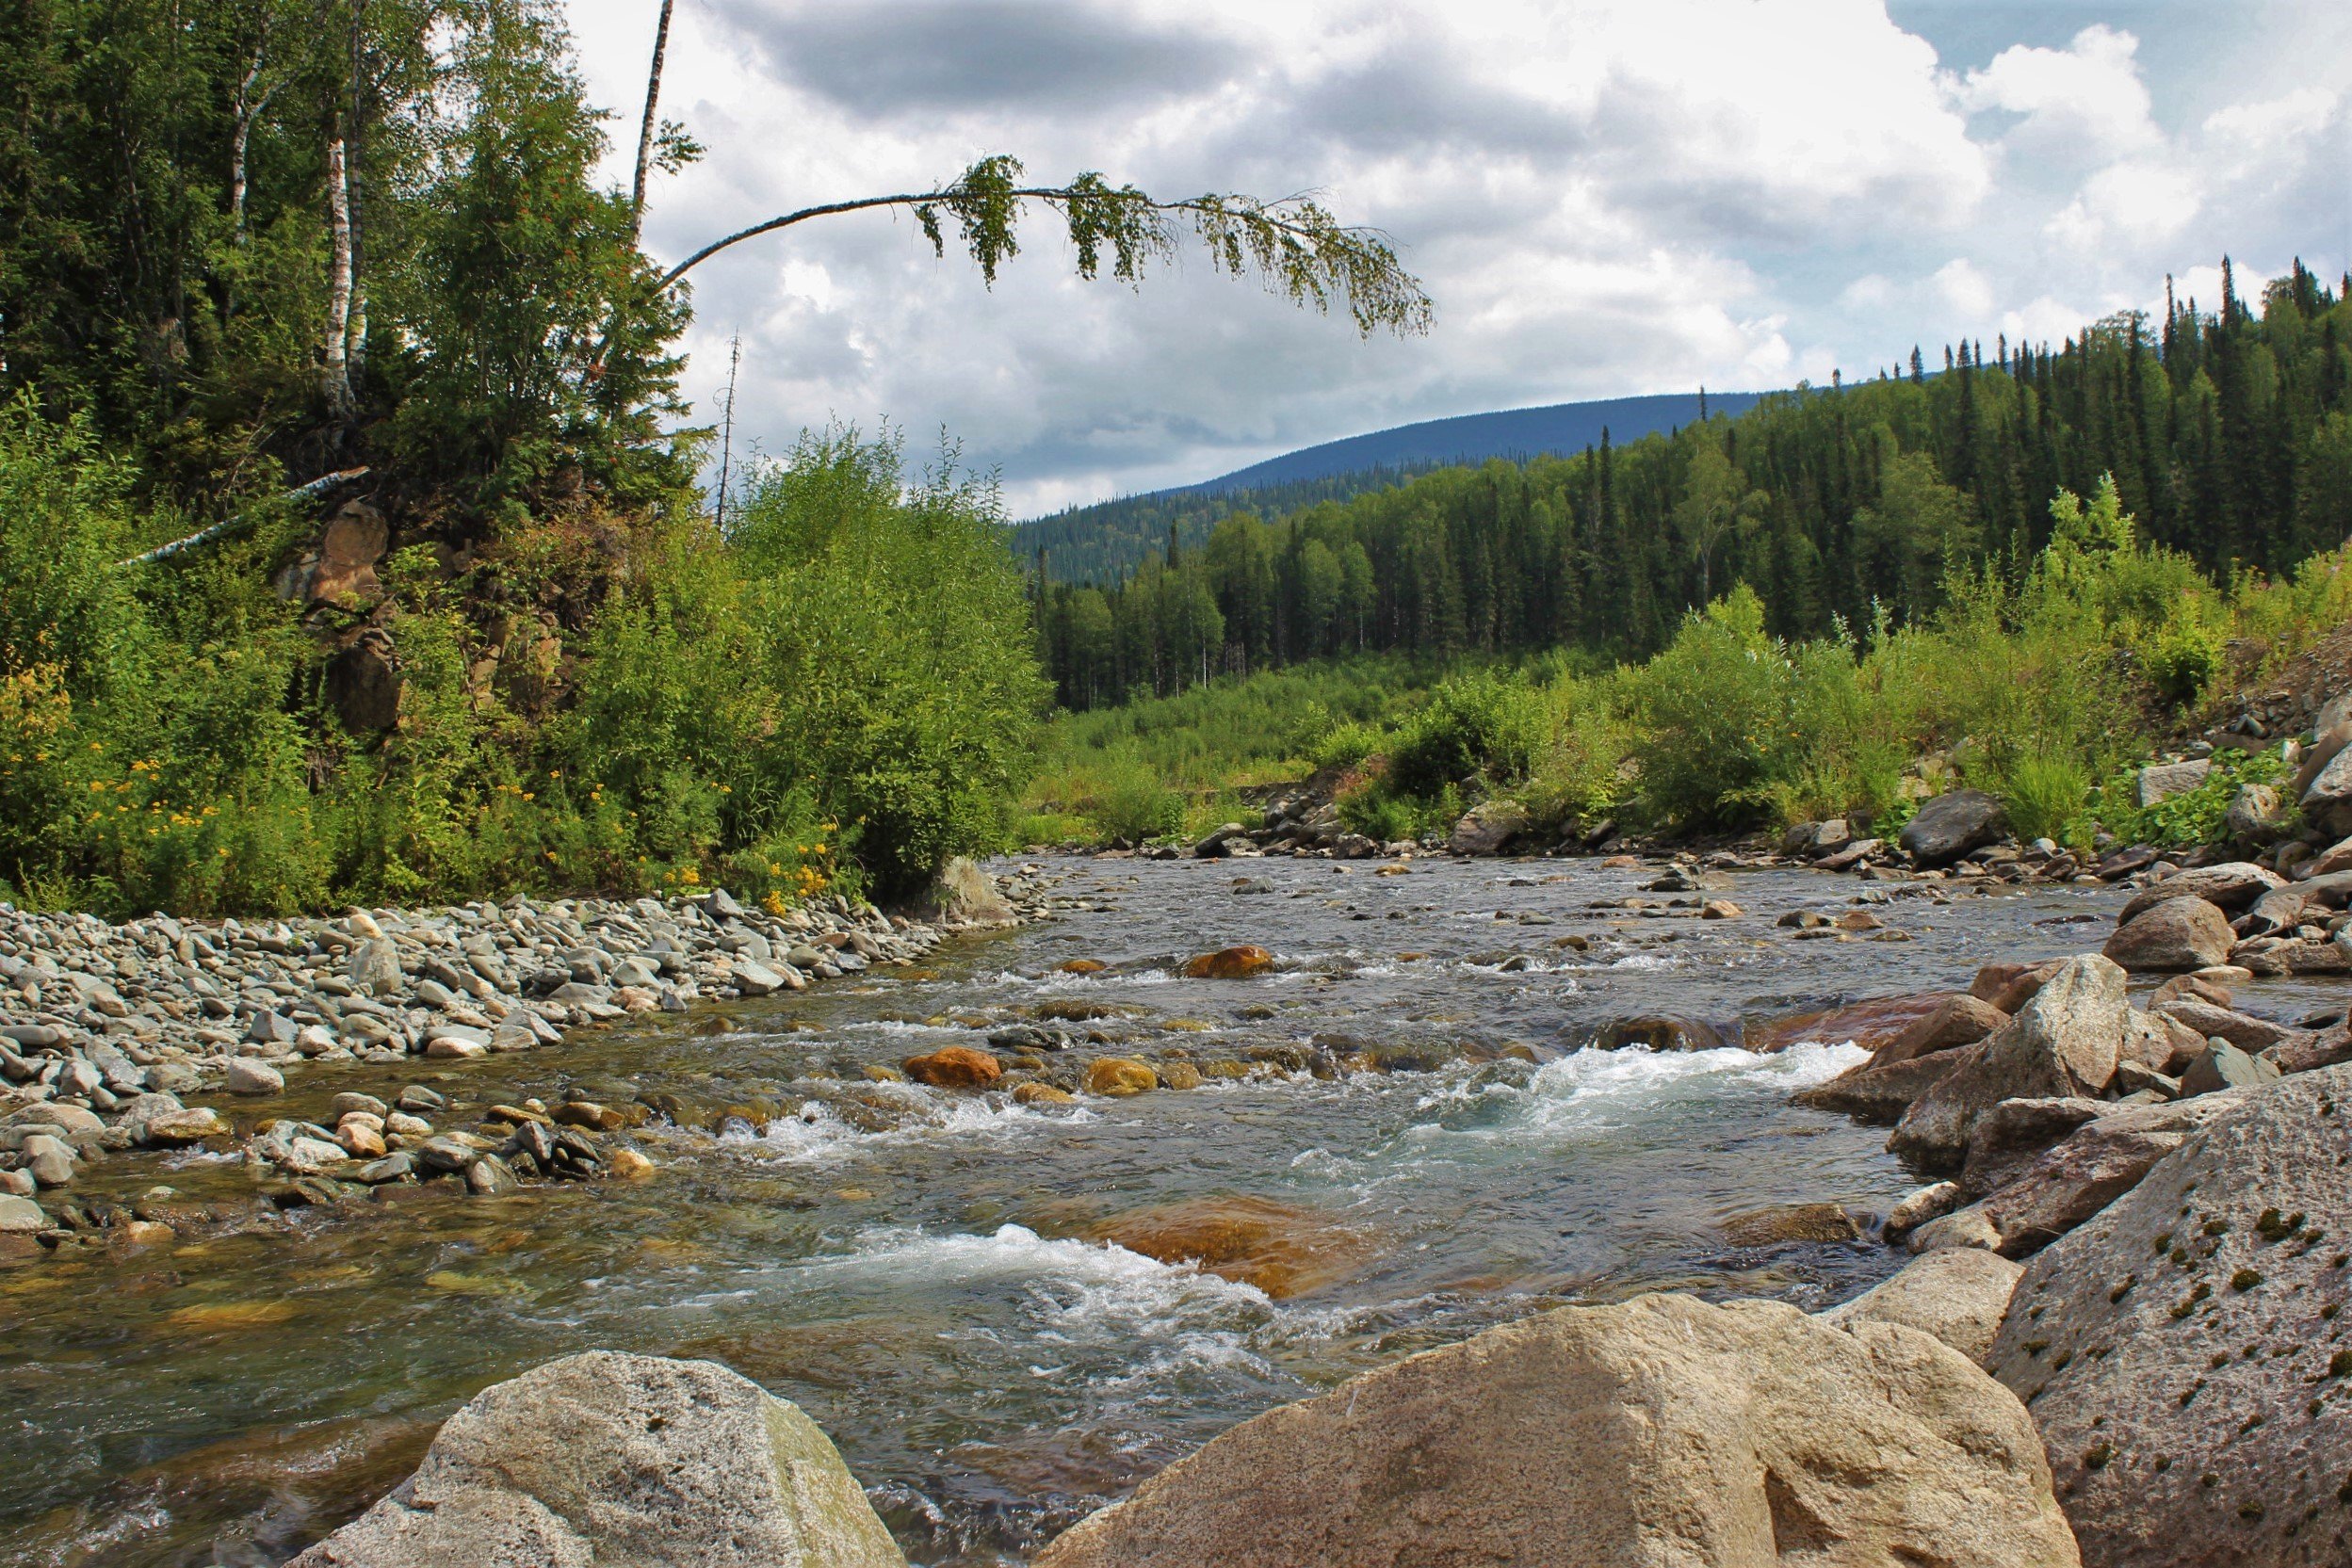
left=1792, top=1050, right=1969, bottom=1125
left=1822, top=1246, right=2024, bottom=1365
left=919, top=857, right=1018, bottom=926
left=732, top=961, right=788, bottom=996
left=2135, top=757, right=2212, bottom=806
left=2223, top=782, right=2284, bottom=841
left=246, top=1009, right=300, bottom=1045
left=0, top=1193, right=47, bottom=1232
left=223, top=1058, right=285, bottom=1095
left=2152, top=996, right=2297, bottom=1051
left=2178, top=1037, right=2280, bottom=1096
left=1884, top=1180, right=1967, bottom=1241
left=1890, top=955, right=2127, bottom=1172
left=288, top=1350, right=905, bottom=1568
left=22, top=1132, right=75, bottom=1187
left=1032, top=1293, right=2076, bottom=1568
left=2102, top=897, right=2235, bottom=972
left=1899, top=790, right=2010, bottom=867
left=1960, top=1095, right=2106, bottom=1193
left=1987, top=1064, right=2352, bottom=1568
left=349, top=938, right=404, bottom=994
left=2297, top=737, right=2352, bottom=838
left=463, top=1156, right=520, bottom=1195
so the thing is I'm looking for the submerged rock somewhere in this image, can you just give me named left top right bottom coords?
left=1033, top=1293, right=2077, bottom=1568
left=900, top=1046, right=1002, bottom=1090
left=288, top=1350, right=905, bottom=1568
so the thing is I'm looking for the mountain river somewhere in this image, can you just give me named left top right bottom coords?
left=7, top=851, right=2270, bottom=1565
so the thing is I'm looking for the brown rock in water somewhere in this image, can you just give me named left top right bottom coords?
left=1180, top=945, right=1276, bottom=979
left=1744, top=992, right=1954, bottom=1056
left=2102, top=897, right=2235, bottom=972
left=1032, top=1293, right=2078, bottom=1568
left=1719, top=1202, right=1865, bottom=1246
left=1890, top=955, right=2127, bottom=1172
left=1590, top=1012, right=1738, bottom=1052
left=1988, top=1065, right=2352, bottom=1568
left=1083, top=1057, right=1158, bottom=1096
left=1822, top=1246, right=2024, bottom=1365
left=289, top=1351, right=904, bottom=1568
left=1012, top=1082, right=1075, bottom=1106
left=1793, top=1050, right=1970, bottom=1123
left=900, top=1045, right=1002, bottom=1090
left=1057, top=959, right=1108, bottom=975
left=1092, top=1194, right=1378, bottom=1298
left=1875, top=994, right=2010, bottom=1064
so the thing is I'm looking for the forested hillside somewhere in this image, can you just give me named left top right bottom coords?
left=1014, top=390, right=1764, bottom=582
left=1036, top=263, right=2352, bottom=710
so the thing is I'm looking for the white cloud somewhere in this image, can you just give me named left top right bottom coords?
left=1955, top=24, right=2159, bottom=161
left=556, top=0, right=2349, bottom=513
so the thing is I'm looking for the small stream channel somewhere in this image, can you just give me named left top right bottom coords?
left=5, top=852, right=2261, bottom=1565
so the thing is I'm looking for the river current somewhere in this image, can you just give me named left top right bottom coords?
left=1, top=852, right=2188, bottom=1564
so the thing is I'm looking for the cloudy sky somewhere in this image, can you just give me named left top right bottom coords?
left=560, top=0, right=2352, bottom=515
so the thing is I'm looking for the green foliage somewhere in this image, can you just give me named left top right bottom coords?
left=1384, top=671, right=1545, bottom=798
left=2090, top=748, right=2287, bottom=849
left=1995, top=750, right=2094, bottom=846
left=0, top=415, right=1039, bottom=913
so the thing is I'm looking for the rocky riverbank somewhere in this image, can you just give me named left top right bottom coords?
left=0, top=860, right=1054, bottom=1247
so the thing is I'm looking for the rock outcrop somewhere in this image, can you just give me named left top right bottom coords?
left=289, top=1351, right=905, bottom=1568
left=1034, top=1293, right=2079, bottom=1568
left=1987, top=1064, right=2352, bottom=1568
left=1891, top=956, right=2127, bottom=1172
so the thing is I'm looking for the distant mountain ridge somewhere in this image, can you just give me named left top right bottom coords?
left=1181, top=390, right=1764, bottom=493
left=1014, top=390, right=1767, bottom=583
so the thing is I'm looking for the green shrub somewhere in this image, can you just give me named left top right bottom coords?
left=1995, top=749, right=2093, bottom=845
left=1385, top=671, right=1544, bottom=798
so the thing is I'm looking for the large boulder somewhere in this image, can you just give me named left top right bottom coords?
left=289, top=1351, right=904, bottom=1567
left=2102, top=897, right=2235, bottom=972
left=1988, top=1065, right=2352, bottom=1568
left=1033, top=1293, right=2077, bottom=1568
left=1822, top=1246, right=2025, bottom=1365
left=1900, top=789, right=2011, bottom=866
left=1890, top=955, right=2126, bottom=1172
left=913, top=856, right=1015, bottom=928
left=2116, top=862, right=2286, bottom=922
left=2298, top=741, right=2352, bottom=838
left=1447, top=800, right=1529, bottom=856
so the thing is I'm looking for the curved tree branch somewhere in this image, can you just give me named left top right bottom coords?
left=593, top=156, right=1432, bottom=380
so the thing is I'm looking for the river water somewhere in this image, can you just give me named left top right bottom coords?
left=1, top=853, right=2170, bottom=1565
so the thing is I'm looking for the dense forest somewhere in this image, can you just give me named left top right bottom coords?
left=1035, top=263, right=2352, bottom=710
left=1014, top=464, right=1452, bottom=585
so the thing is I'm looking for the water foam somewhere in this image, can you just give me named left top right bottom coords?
left=788, top=1224, right=1278, bottom=1381
left=720, top=1086, right=1089, bottom=1165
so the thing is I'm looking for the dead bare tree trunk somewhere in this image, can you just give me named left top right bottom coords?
left=324, top=135, right=355, bottom=419
left=629, top=0, right=676, bottom=242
